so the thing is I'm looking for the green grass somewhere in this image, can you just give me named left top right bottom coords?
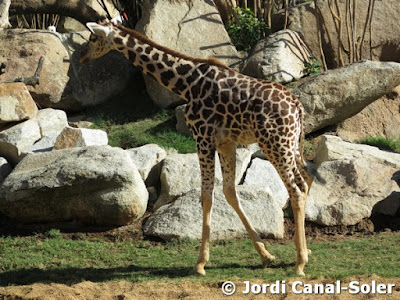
left=1, top=232, right=400, bottom=286
left=85, top=82, right=196, bottom=153
left=358, top=136, right=400, bottom=153
left=97, top=110, right=196, bottom=153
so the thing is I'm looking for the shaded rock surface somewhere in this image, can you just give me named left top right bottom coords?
left=126, top=144, right=166, bottom=187
left=0, top=29, right=135, bottom=111
left=336, top=85, right=400, bottom=142
left=0, top=157, right=11, bottom=184
left=277, top=0, right=400, bottom=69
left=144, top=186, right=284, bottom=241
left=0, top=146, right=148, bottom=226
left=175, top=104, right=191, bottom=137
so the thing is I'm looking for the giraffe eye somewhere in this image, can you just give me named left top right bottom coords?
left=89, top=35, right=98, bottom=42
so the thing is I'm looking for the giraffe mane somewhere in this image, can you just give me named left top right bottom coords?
left=115, top=24, right=232, bottom=71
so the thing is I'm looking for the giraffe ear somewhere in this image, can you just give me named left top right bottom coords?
left=86, top=22, right=111, bottom=37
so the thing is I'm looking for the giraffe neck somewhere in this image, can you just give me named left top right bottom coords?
left=111, top=25, right=231, bottom=102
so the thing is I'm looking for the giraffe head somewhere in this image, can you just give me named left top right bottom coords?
left=79, top=21, right=117, bottom=63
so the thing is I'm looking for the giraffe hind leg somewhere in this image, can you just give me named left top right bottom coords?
left=259, top=143, right=310, bottom=275
left=218, top=143, right=276, bottom=269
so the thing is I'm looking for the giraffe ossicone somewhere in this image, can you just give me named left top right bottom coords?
left=79, top=20, right=312, bottom=276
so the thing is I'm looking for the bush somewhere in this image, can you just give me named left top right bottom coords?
left=226, top=7, right=267, bottom=52
left=304, top=56, right=322, bottom=76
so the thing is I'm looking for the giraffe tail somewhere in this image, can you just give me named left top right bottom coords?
left=297, top=102, right=326, bottom=185
left=297, top=102, right=307, bottom=167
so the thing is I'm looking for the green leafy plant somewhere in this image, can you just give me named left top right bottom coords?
left=226, top=7, right=267, bottom=52
left=304, top=56, right=322, bottom=76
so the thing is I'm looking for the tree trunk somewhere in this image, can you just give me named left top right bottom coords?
left=9, top=0, right=106, bottom=25
left=0, top=0, right=11, bottom=28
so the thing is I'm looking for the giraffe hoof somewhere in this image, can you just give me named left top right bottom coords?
left=261, top=255, right=276, bottom=268
left=295, top=266, right=305, bottom=277
left=191, top=266, right=206, bottom=276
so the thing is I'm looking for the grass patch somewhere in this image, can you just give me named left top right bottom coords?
left=358, top=136, right=400, bottom=153
left=99, top=110, right=196, bottom=153
left=85, top=82, right=196, bottom=153
left=1, top=232, right=400, bottom=286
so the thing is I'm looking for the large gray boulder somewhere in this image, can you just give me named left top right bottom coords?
left=154, top=149, right=252, bottom=210
left=0, top=146, right=148, bottom=226
left=136, top=0, right=241, bottom=108
left=306, top=135, right=400, bottom=226
left=144, top=186, right=284, bottom=241
left=292, top=60, right=400, bottom=133
left=0, top=29, right=136, bottom=111
left=242, top=30, right=311, bottom=83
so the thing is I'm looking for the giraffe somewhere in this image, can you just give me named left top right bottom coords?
left=79, top=19, right=312, bottom=276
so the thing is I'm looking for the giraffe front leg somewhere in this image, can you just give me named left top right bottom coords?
left=193, top=147, right=216, bottom=276
left=218, top=143, right=276, bottom=269
left=194, top=188, right=213, bottom=276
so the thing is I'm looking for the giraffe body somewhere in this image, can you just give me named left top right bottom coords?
left=80, top=20, right=312, bottom=276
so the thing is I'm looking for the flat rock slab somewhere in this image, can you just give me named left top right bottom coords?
left=144, top=186, right=284, bottom=241
left=0, top=146, right=148, bottom=226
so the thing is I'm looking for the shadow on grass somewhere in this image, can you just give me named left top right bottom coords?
left=0, top=262, right=294, bottom=286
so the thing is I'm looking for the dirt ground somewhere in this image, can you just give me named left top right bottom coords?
left=1, top=275, right=400, bottom=300
left=1, top=215, right=400, bottom=300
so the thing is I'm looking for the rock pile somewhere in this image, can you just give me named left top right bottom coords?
left=0, top=82, right=149, bottom=226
